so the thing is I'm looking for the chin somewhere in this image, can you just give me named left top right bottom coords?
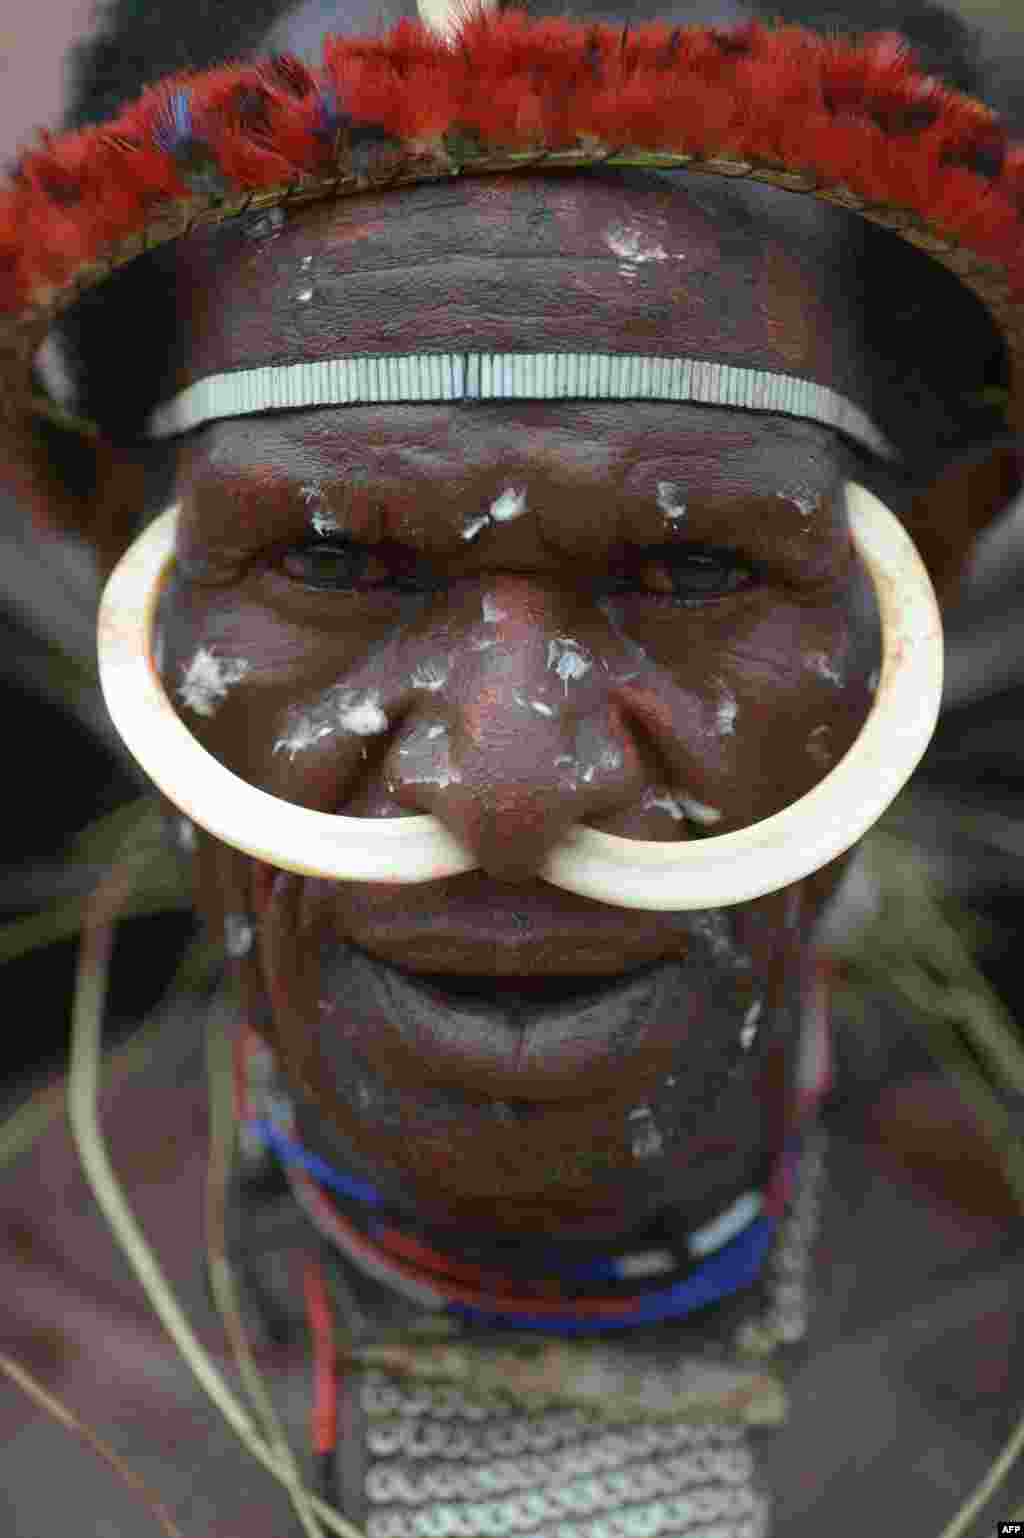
left=227, top=857, right=808, bottom=1239
left=266, top=977, right=788, bottom=1244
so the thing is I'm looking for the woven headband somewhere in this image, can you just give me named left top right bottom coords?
left=2, top=8, right=1023, bottom=458
left=149, top=352, right=895, bottom=458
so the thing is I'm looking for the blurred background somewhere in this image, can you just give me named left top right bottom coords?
left=0, top=0, right=1023, bottom=1156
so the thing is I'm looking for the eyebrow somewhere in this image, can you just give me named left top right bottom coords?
left=181, top=408, right=848, bottom=566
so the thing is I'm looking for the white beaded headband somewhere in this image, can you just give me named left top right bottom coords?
left=149, top=351, right=896, bottom=460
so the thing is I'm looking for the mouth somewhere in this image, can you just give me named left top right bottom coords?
left=389, top=961, right=665, bottom=1013
left=256, top=867, right=755, bottom=1108
left=317, top=942, right=702, bottom=1101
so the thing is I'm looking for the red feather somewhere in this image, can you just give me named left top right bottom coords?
left=0, top=11, right=1021, bottom=319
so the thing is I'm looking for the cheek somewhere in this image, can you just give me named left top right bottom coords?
left=157, top=576, right=370, bottom=784
left=620, top=590, right=878, bottom=823
left=722, top=609, right=876, bottom=817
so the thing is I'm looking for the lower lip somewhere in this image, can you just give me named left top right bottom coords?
left=317, top=946, right=703, bottom=1101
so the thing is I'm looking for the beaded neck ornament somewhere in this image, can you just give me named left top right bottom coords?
left=230, top=965, right=833, bottom=1530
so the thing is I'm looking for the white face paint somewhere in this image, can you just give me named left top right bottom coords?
left=410, top=659, right=449, bottom=693
left=554, top=752, right=580, bottom=791
left=627, top=1105, right=664, bottom=1161
left=274, top=687, right=389, bottom=760
left=680, top=795, right=723, bottom=826
left=514, top=690, right=559, bottom=720
left=274, top=715, right=333, bottom=759
left=462, top=513, right=490, bottom=543
left=336, top=691, right=389, bottom=736
left=178, top=648, right=250, bottom=718
left=808, top=651, right=844, bottom=687
left=489, top=486, right=527, bottom=523
left=312, top=508, right=339, bottom=536
left=641, top=790, right=723, bottom=826
left=604, top=221, right=668, bottom=281
left=577, top=743, right=622, bottom=782
left=656, top=481, right=687, bottom=522
left=300, top=482, right=340, bottom=536
left=642, top=790, right=685, bottom=821
left=224, top=913, right=254, bottom=959
left=715, top=686, right=738, bottom=736
left=740, top=998, right=762, bottom=1052
left=806, top=724, right=832, bottom=768
left=482, top=594, right=508, bottom=624
left=547, top=638, right=591, bottom=694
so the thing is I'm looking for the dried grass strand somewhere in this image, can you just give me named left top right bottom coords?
left=0, top=1351, right=186, bottom=1538
left=205, top=1006, right=326, bottom=1538
left=65, top=858, right=365, bottom=1538
left=937, top=1408, right=1024, bottom=1538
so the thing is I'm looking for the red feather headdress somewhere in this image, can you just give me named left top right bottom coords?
left=2, top=10, right=1023, bottom=441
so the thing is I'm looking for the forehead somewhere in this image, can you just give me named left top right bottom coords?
left=183, top=402, right=839, bottom=509
left=178, top=402, right=847, bottom=580
left=171, top=171, right=863, bottom=393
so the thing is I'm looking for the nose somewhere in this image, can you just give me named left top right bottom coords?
left=381, top=580, right=657, bottom=883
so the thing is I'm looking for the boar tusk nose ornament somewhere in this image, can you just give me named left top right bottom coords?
left=97, top=484, right=942, bottom=910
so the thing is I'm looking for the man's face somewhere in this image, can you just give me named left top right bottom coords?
left=159, top=173, right=880, bottom=1240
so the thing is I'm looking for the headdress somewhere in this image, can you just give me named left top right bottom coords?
left=2, top=7, right=1023, bottom=447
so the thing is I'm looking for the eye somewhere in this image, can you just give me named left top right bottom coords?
left=280, top=538, right=381, bottom=590
left=613, top=546, right=757, bottom=603
left=279, top=538, right=439, bottom=593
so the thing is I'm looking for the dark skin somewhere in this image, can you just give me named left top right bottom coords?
left=156, top=170, right=893, bottom=1247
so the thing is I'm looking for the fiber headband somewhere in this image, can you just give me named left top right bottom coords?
left=149, top=351, right=895, bottom=459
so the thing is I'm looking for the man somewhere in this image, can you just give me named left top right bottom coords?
left=0, top=1, right=1022, bottom=1535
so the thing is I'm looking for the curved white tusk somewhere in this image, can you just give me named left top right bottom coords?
left=97, top=484, right=942, bottom=910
